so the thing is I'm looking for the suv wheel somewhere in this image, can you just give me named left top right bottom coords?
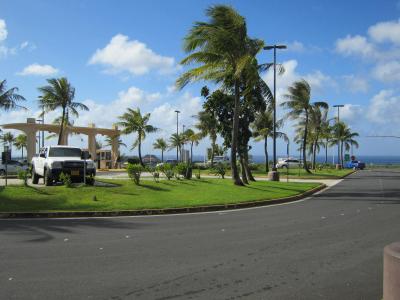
left=31, top=166, right=39, bottom=184
left=43, top=169, right=53, bottom=186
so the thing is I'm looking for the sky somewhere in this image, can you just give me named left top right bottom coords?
left=0, top=0, right=400, bottom=158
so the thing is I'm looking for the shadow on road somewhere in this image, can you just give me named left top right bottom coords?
left=0, top=218, right=153, bottom=243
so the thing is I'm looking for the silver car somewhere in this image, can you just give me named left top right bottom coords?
left=0, top=160, right=29, bottom=176
left=276, top=158, right=301, bottom=169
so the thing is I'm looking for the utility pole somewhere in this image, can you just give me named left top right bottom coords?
left=333, top=105, right=344, bottom=167
left=174, top=110, right=180, bottom=161
left=264, top=44, right=287, bottom=181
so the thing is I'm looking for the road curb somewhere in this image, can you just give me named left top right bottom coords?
left=0, top=184, right=327, bottom=219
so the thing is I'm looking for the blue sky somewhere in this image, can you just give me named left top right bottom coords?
left=1, top=0, right=400, bottom=158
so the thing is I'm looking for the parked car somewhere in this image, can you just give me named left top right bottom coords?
left=276, top=158, right=301, bottom=169
left=345, top=160, right=365, bottom=170
left=31, top=146, right=96, bottom=186
left=207, top=156, right=229, bottom=165
left=156, top=159, right=178, bottom=167
left=0, top=160, right=29, bottom=176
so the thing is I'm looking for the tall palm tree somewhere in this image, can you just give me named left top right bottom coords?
left=184, top=129, right=203, bottom=163
left=117, top=108, right=157, bottom=166
left=176, top=5, right=264, bottom=186
left=14, top=134, right=27, bottom=159
left=251, top=110, right=287, bottom=172
left=169, top=133, right=185, bottom=161
left=307, top=104, right=329, bottom=169
left=281, top=80, right=328, bottom=173
left=38, top=77, right=88, bottom=145
left=195, top=110, right=218, bottom=165
left=0, top=79, right=26, bottom=112
left=45, top=113, right=77, bottom=141
left=105, top=136, right=126, bottom=149
left=320, top=119, right=333, bottom=164
left=153, top=138, right=168, bottom=162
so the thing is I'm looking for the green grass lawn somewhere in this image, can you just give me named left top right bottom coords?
left=0, top=179, right=319, bottom=212
left=200, top=167, right=353, bottom=179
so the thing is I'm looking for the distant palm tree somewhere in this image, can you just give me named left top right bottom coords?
left=0, top=79, right=26, bottom=112
left=38, top=77, right=88, bottom=145
left=45, top=112, right=77, bottom=141
left=2, top=132, right=15, bottom=155
left=153, top=138, right=168, bottom=162
left=105, top=136, right=126, bottom=149
left=330, top=122, right=359, bottom=166
left=252, top=110, right=287, bottom=172
left=169, top=133, right=185, bottom=161
left=184, top=129, right=203, bottom=163
left=14, top=134, right=27, bottom=159
left=281, top=80, right=328, bottom=173
left=194, top=110, right=218, bottom=165
left=117, top=108, right=157, bottom=166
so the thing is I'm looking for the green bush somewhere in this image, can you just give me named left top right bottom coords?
left=127, top=157, right=140, bottom=165
left=212, top=163, right=226, bottom=179
left=147, top=166, right=160, bottom=183
left=59, top=172, right=72, bottom=188
left=127, top=163, right=143, bottom=185
left=17, top=169, right=29, bottom=186
left=159, top=163, right=174, bottom=180
left=248, top=163, right=260, bottom=171
left=175, top=162, right=187, bottom=176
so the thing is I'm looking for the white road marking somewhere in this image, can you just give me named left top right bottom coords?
left=63, top=238, right=69, bottom=242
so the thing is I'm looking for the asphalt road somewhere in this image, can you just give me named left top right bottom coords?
left=1, top=169, right=399, bottom=300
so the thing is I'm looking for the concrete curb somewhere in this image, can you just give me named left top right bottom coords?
left=0, top=184, right=326, bottom=219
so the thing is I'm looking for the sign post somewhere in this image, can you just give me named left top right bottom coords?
left=2, top=145, right=11, bottom=187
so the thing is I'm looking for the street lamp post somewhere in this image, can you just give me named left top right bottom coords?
left=264, top=44, right=287, bottom=181
left=333, top=104, right=344, bottom=167
left=174, top=110, right=180, bottom=161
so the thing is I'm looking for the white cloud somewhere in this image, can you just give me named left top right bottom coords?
left=335, top=35, right=376, bottom=58
left=342, top=75, right=369, bottom=93
left=340, top=104, right=364, bottom=123
left=368, top=19, right=400, bottom=45
left=367, top=89, right=400, bottom=124
left=17, top=63, right=59, bottom=76
left=372, top=61, right=400, bottom=83
left=304, top=70, right=334, bottom=91
left=287, top=41, right=305, bottom=52
left=89, top=34, right=176, bottom=75
left=0, top=19, right=7, bottom=42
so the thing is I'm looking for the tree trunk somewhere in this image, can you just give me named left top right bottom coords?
left=21, top=147, right=24, bottom=160
left=239, top=154, right=248, bottom=184
left=244, top=149, right=255, bottom=181
left=341, top=141, right=344, bottom=167
left=161, top=150, right=164, bottom=162
left=138, top=134, right=144, bottom=167
left=264, top=137, right=269, bottom=173
left=57, top=106, right=66, bottom=145
left=190, top=142, right=193, bottom=164
left=211, top=137, right=216, bottom=166
left=325, top=139, right=328, bottom=164
left=303, top=110, right=312, bottom=173
left=230, top=80, right=244, bottom=186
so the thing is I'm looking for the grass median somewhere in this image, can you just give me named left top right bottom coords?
left=0, top=179, right=320, bottom=212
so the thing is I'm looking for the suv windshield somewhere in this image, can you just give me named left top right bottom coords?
left=48, top=147, right=81, bottom=157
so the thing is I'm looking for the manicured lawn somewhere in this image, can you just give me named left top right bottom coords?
left=200, top=167, right=353, bottom=179
left=0, top=179, right=319, bottom=212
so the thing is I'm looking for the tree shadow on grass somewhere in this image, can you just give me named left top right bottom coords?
left=139, top=184, right=170, bottom=192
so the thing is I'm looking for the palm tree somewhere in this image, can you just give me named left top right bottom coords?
left=38, top=77, right=89, bottom=145
left=252, top=110, right=287, bottom=172
left=320, top=119, right=333, bottom=164
left=195, top=110, right=218, bottom=165
left=14, top=134, right=27, bottom=159
left=153, top=138, right=168, bottom=162
left=0, top=79, right=26, bottom=112
left=117, top=108, right=157, bottom=167
left=169, top=133, right=185, bottom=161
left=281, top=80, right=328, bottom=173
left=330, top=122, right=359, bottom=166
left=105, top=136, right=126, bottom=149
left=2, top=132, right=15, bottom=155
left=184, top=129, right=203, bottom=163
left=45, top=113, right=76, bottom=141
left=176, top=5, right=264, bottom=186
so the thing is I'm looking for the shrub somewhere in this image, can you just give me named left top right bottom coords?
left=212, top=163, right=226, bottom=179
left=248, top=163, right=260, bottom=171
left=127, top=163, right=143, bottom=185
left=159, top=163, right=174, bottom=180
left=127, top=157, right=140, bottom=165
left=17, top=169, right=29, bottom=186
left=59, top=172, right=72, bottom=188
left=147, top=166, right=160, bottom=183
left=175, top=162, right=187, bottom=177
left=195, top=170, right=201, bottom=179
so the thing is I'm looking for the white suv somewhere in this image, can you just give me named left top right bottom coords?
left=276, top=158, right=301, bottom=169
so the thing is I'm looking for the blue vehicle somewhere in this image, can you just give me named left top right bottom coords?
left=345, top=156, right=365, bottom=170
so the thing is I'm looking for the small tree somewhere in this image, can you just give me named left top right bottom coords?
left=127, top=163, right=143, bottom=185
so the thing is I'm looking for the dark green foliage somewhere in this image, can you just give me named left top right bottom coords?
left=59, top=172, right=72, bottom=188
left=127, top=163, right=143, bottom=185
left=159, top=163, right=174, bottom=180
left=212, top=163, right=226, bottom=179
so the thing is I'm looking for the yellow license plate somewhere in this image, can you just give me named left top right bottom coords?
left=71, top=170, right=80, bottom=176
